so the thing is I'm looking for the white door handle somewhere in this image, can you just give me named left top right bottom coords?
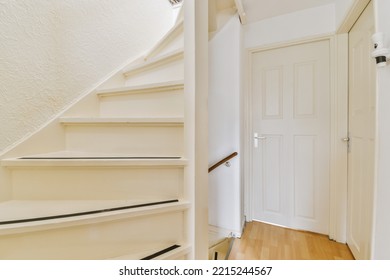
left=254, top=133, right=266, bottom=148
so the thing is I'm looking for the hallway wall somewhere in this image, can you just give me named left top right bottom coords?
left=208, top=15, right=242, bottom=236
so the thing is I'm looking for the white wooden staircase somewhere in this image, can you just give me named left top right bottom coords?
left=0, top=13, right=191, bottom=260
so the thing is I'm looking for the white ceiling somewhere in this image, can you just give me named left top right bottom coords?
left=241, top=0, right=337, bottom=24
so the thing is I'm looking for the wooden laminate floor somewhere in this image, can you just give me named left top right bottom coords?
left=228, top=222, right=354, bottom=260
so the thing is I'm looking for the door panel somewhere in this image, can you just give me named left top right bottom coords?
left=263, top=67, right=283, bottom=119
left=293, top=135, right=316, bottom=219
left=294, top=62, right=317, bottom=118
left=251, top=40, right=330, bottom=234
left=263, top=135, right=282, bottom=213
left=347, top=1, right=376, bottom=260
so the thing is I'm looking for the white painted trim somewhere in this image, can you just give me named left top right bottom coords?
left=97, top=80, right=184, bottom=96
left=246, top=33, right=334, bottom=54
left=59, top=117, right=184, bottom=125
left=208, top=0, right=217, bottom=33
left=234, top=0, right=247, bottom=25
left=184, top=0, right=209, bottom=260
left=329, top=34, right=349, bottom=243
left=2, top=157, right=188, bottom=167
left=243, top=35, right=348, bottom=241
left=243, top=45, right=253, bottom=222
left=337, top=0, right=371, bottom=34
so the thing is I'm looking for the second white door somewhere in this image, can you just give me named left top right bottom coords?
left=347, top=1, right=376, bottom=260
left=251, top=40, right=330, bottom=234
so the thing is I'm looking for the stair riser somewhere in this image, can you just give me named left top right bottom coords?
left=64, top=125, right=183, bottom=156
left=10, top=167, right=183, bottom=200
left=99, top=89, right=184, bottom=118
left=0, top=169, right=11, bottom=202
left=0, top=211, right=185, bottom=260
left=125, top=60, right=184, bottom=87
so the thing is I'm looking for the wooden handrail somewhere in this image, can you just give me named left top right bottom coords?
left=208, top=152, right=238, bottom=173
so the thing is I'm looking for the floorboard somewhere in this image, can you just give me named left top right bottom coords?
left=228, top=222, right=354, bottom=260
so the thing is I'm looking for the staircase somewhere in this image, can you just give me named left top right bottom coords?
left=0, top=10, right=191, bottom=260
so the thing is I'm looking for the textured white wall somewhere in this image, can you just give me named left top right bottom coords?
left=208, top=16, right=242, bottom=236
left=0, top=0, right=173, bottom=153
left=0, top=1, right=60, bottom=152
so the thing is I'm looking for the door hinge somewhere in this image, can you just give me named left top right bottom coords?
left=342, top=134, right=350, bottom=151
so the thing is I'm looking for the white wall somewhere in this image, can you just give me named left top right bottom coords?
left=0, top=0, right=173, bottom=153
left=335, top=0, right=356, bottom=29
left=244, top=4, right=335, bottom=48
left=372, top=0, right=390, bottom=260
left=208, top=15, right=242, bottom=236
left=0, top=1, right=60, bottom=153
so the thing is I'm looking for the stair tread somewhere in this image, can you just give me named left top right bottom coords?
left=2, top=151, right=187, bottom=167
left=97, top=80, right=184, bottom=96
left=59, top=117, right=184, bottom=124
left=123, top=48, right=183, bottom=76
left=0, top=200, right=190, bottom=233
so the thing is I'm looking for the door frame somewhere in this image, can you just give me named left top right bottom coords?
left=242, top=34, right=349, bottom=242
left=242, top=0, right=371, bottom=244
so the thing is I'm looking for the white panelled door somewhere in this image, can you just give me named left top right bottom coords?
left=347, top=1, right=376, bottom=260
left=251, top=40, right=330, bottom=234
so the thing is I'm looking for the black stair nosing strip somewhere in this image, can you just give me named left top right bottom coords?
left=141, top=245, right=181, bottom=260
left=0, top=199, right=179, bottom=225
left=18, top=156, right=182, bottom=160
